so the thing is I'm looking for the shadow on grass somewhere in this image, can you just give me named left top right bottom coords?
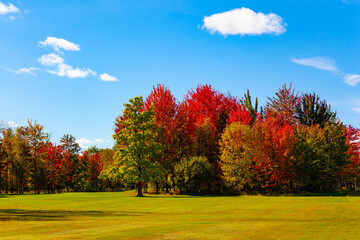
left=0, top=209, right=148, bottom=221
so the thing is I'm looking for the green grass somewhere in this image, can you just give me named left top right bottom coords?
left=1, top=191, right=360, bottom=239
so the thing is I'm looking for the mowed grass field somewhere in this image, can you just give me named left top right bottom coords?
left=0, top=192, right=360, bottom=239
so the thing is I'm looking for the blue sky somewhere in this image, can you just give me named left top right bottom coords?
left=1, top=0, right=359, bottom=149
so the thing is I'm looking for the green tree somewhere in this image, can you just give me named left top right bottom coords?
left=220, top=122, right=255, bottom=192
left=297, top=93, right=335, bottom=127
left=240, top=89, right=258, bottom=125
left=174, top=156, right=214, bottom=193
left=105, top=96, right=166, bottom=197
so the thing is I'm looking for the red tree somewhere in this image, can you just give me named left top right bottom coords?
left=41, top=142, right=64, bottom=193
left=343, top=125, right=360, bottom=186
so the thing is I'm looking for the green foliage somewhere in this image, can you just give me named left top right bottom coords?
left=297, top=93, right=336, bottom=127
left=174, top=156, right=214, bottom=193
left=104, top=96, right=166, bottom=196
left=240, top=89, right=258, bottom=125
left=220, top=122, right=255, bottom=192
left=294, top=123, right=349, bottom=192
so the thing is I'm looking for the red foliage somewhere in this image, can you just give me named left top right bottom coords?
left=41, top=142, right=64, bottom=189
left=89, top=153, right=103, bottom=183
left=182, top=84, right=238, bottom=136
left=344, top=125, right=360, bottom=177
left=227, top=104, right=252, bottom=125
left=251, top=114, right=297, bottom=187
left=144, top=84, right=178, bottom=143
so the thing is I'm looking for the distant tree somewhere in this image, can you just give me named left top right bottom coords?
left=266, top=83, right=300, bottom=125
left=343, top=125, right=360, bottom=189
left=1, top=127, right=14, bottom=193
left=297, top=93, right=336, bottom=127
left=105, top=96, right=166, bottom=197
left=60, top=134, right=81, bottom=191
left=240, top=89, right=258, bottom=125
left=23, top=120, right=49, bottom=194
left=11, top=127, right=31, bottom=194
left=60, top=134, right=81, bottom=154
left=41, top=142, right=64, bottom=193
left=89, top=153, right=103, bottom=191
left=87, top=146, right=100, bottom=155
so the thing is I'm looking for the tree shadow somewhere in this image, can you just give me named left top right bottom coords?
left=0, top=209, right=147, bottom=221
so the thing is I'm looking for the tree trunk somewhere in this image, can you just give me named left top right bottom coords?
left=165, top=182, right=169, bottom=194
left=136, top=182, right=143, bottom=197
left=5, top=163, right=8, bottom=194
left=155, top=182, right=159, bottom=194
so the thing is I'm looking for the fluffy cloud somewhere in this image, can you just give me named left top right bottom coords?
left=38, top=53, right=64, bottom=66
left=6, top=67, right=41, bottom=76
left=344, top=74, right=360, bottom=87
left=0, top=2, right=19, bottom=15
left=291, top=57, right=338, bottom=71
left=202, top=8, right=286, bottom=36
left=39, top=37, right=80, bottom=52
left=99, top=73, right=118, bottom=82
left=48, top=64, right=96, bottom=79
left=38, top=53, right=96, bottom=79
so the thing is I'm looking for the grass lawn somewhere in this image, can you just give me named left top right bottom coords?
left=0, top=191, right=359, bottom=239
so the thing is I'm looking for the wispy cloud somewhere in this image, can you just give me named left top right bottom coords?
left=202, top=8, right=286, bottom=36
left=6, top=67, right=41, bottom=76
left=344, top=74, right=360, bottom=87
left=39, top=37, right=80, bottom=52
left=292, top=56, right=360, bottom=87
left=99, top=73, right=118, bottom=82
left=291, top=57, right=338, bottom=71
left=0, top=1, right=20, bottom=15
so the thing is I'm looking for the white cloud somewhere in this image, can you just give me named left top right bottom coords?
left=7, top=121, right=18, bottom=128
left=0, top=2, right=20, bottom=15
left=77, top=138, right=93, bottom=145
left=344, top=74, right=360, bottom=87
left=38, top=53, right=64, bottom=66
left=99, top=73, right=118, bottom=82
left=48, top=63, right=96, bottom=78
left=76, top=138, right=110, bottom=149
left=95, top=139, right=110, bottom=143
left=8, top=15, right=15, bottom=20
left=6, top=67, right=41, bottom=76
left=291, top=57, right=338, bottom=71
left=39, top=37, right=80, bottom=52
left=38, top=53, right=96, bottom=79
left=202, top=8, right=286, bottom=36
left=292, top=57, right=360, bottom=87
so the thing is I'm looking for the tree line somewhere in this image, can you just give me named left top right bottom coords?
left=102, top=84, right=360, bottom=196
left=1, top=83, right=359, bottom=195
left=0, top=123, right=117, bottom=194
